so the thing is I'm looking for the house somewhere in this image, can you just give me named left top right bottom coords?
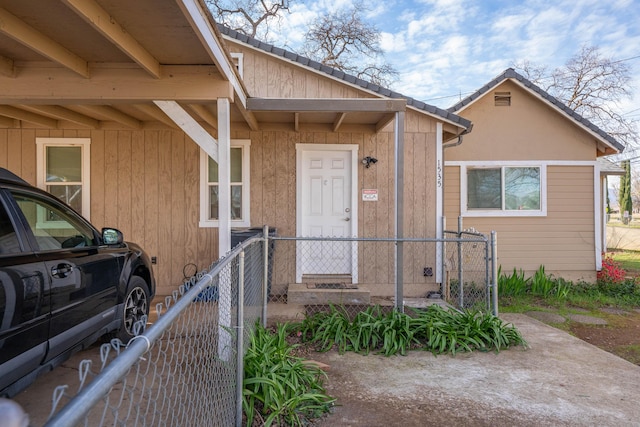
left=445, top=68, right=624, bottom=282
left=0, top=0, right=471, bottom=298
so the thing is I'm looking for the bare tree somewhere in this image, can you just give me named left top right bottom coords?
left=301, top=6, right=398, bottom=87
left=514, top=46, right=637, bottom=147
left=206, top=0, right=291, bottom=39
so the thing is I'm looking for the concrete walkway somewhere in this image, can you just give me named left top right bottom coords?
left=311, top=313, right=640, bottom=426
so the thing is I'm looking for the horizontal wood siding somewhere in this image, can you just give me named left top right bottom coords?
left=450, top=165, right=596, bottom=278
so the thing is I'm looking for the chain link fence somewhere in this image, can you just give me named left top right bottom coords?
left=266, top=231, right=496, bottom=319
left=44, top=236, right=267, bottom=427
left=38, top=225, right=495, bottom=426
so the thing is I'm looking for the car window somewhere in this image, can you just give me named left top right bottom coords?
left=11, top=191, right=96, bottom=251
left=0, top=201, right=21, bottom=255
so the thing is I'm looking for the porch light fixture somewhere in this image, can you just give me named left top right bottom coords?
left=362, top=156, right=378, bottom=168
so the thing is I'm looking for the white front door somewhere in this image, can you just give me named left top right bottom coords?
left=297, top=144, right=358, bottom=282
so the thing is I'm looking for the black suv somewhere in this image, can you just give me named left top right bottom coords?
left=0, top=168, right=155, bottom=397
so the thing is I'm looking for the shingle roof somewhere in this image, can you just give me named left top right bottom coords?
left=217, top=24, right=472, bottom=130
left=448, top=68, right=624, bottom=153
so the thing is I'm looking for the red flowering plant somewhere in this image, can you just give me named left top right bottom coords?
left=597, top=254, right=626, bottom=285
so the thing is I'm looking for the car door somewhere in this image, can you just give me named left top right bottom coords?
left=9, top=190, right=123, bottom=360
left=0, top=192, right=50, bottom=393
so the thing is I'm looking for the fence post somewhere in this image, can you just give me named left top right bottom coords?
left=262, top=225, right=269, bottom=328
left=457, top=217, right=464, bottom=309
left=491, top=231, right=499, bottom=316
left=236, top=251, right=245, bottom=427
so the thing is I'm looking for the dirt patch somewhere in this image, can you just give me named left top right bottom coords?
left=569, top=310, right=640, bottom=365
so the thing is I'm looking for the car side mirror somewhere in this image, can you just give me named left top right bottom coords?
left=102, top=228, right=124, bottom=245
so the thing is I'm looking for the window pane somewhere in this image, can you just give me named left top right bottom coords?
left=209, top=185, right=219, bottom=220
left=47, top=146, right=81, bottom=182
left=230, top=148, right=242, bottom=182
left=208, top=157, right=218, bottom=183
left=505, top=167, right=540, bottom=210
left=208, top=148, right=243, bottom=183
left=13, top=192, right=95, bottom=250
left=0, top=203, right=20, bottom=254
left=468, top=169, right=501, bottom=209
left=47, top=185, right=82, bottom=213
left=209, top=186, right=243, bottom=220
left=231, top=185, right=242, bottom=220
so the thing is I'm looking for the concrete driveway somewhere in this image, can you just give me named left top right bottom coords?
left=10, top=312, right=640, bottom=426
left=310, top=313, right=640, bottom=426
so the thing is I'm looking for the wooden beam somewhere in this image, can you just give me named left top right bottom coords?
left=0, top=115, right=18, bottom=127
left=0, top=7, right=89, bottom=78
left=154, top=100, right=219, bottom=161
left=248, top=98, right=406, bottom=113
left=187, top=104, right=217, bottom=130
left=333, top=112, right=347, bottom=132
left=62, top=0, right=161, bottom=79
left=0, top=65, right=232, bottom=102
left=235, top=99, right=259, bottom=131
left=77, top=105, right=141, bottom=129
left=18, top=105, right=99, bottom=128
left=132, top=104, right=178, bottom=128
left=176, top=0, right=247, bottom=107
left=375, top=113, right=395, bottom=133
left=0, top=105, right=58, bottom=127
left=0, top=54, right=15, bottom=77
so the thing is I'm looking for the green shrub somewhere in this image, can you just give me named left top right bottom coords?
left=498, top=266, right=528, bottom=297
left=243, top=323, right=334, bottom=426
left=295, top=304, right=527, bottom=357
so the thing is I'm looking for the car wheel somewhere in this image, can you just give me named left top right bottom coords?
left=117, top=276, right=150, bottom=343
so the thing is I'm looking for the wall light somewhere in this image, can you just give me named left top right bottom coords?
left=362, top=156, right=378, bottom=168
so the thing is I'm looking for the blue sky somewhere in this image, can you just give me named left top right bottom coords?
left=269, top=0, right=640, bottom=123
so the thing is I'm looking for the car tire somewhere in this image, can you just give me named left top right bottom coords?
left=117, top=276, right=150, bottom=343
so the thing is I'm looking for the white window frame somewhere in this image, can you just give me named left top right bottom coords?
left=230, top=52, right=244, bottom=78
left=459, top=161, right=547, bottom=217
left=36, top=138, right=91, bottom=221
left=199, top=139, right=251, bottom=227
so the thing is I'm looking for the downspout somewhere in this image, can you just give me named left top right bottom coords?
left=437, top=124, right=472, bottom=292
left=442, top=124, right=473, bottom=150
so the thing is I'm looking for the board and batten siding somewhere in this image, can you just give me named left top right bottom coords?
left=444, top=164, right=596, bottom=281
left=251, top=114, right=442, bottom=297
left=0, top=128, right=218, bottom=296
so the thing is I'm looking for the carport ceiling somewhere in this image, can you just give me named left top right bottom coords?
left=0, top=0, right=406, bottom=134
left=0, top=0, right=248, bottom=131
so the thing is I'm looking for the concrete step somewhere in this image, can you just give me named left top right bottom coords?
left=301, top=274, right=353, bottom=284
left=287, top=283, right=370, bottom=305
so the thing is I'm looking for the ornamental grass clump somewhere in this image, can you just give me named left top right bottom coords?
left=243, top=323, right=334, bottom=427
left=295, top=304, right=527, bottom=357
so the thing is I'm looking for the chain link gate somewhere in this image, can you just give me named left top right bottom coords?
left=38, top=225, right=496, bottom=426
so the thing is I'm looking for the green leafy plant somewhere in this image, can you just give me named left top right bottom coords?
left=498, top=266, right=529, bottom=297
left=296, top=304, right=527, bottom=357
left=243, top=323, right=334, bottom=426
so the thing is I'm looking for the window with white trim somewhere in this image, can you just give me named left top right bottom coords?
left=200, top=140, right=250, bottom=227
left=36, top=138, right=91, bottom=220
left=462, top=164, right=546, bottom=217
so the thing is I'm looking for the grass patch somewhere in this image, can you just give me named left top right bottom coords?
left=610, top=250, right=640, bottom=275
left=614, top=344, right=640, bottom=365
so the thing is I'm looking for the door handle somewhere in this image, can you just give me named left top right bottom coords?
left=344, top=217, right=351, bottom=221
left=51, top=263, right=73, bottom=278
